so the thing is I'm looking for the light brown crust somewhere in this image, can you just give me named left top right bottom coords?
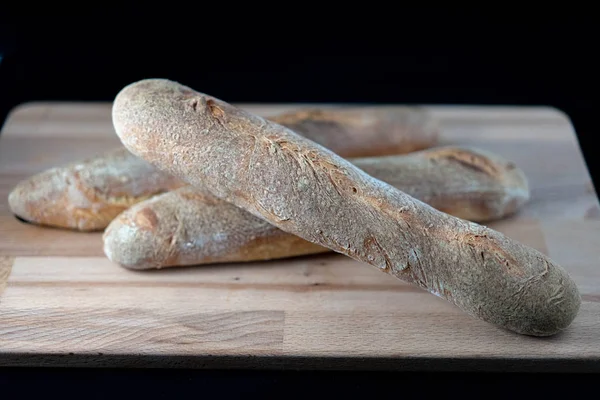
left=7, top=148, right=186, bottom=231
left=356, top=146, right=530, bottom=222
left=8, top=106, right=438, bottom=231
left=103, top=188, right=327, bottom=270
left=112, top=78, right=580, bottom=337
left=268, top=106, right=439, bottom=157
left=103, top=146, right=530, bottom=270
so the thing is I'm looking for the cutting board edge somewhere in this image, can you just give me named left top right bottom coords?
left=1, top=351, right=600, bottom=373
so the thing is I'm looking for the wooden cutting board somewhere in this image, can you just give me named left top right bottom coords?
left=1, top=103, right=599, bottom=372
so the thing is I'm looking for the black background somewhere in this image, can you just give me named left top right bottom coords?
left=1, top=18, right=598, bottom=186
left=0, top=15, right=598, bottom=397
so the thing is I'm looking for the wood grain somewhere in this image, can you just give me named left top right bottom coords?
left=1, top=102, right=599, bottom=371
left=0, top=257, right=13, bottom=298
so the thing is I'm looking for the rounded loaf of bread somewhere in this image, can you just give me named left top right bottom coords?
left=103, top=146, right=530, bottom=270
left=112, top=78, right=581, bottom=337
left=8, top=105, right=438, bottom=231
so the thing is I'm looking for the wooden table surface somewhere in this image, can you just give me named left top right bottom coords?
left=1, top=103, right=599, bottom=372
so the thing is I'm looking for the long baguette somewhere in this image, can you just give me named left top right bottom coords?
left=103, top=146, right=530, bottom=270
left=8, top=147, right=185, bottom=231
left=112, top=78, right=580, bottom=337
left=266, top=106, right=438, bottom=157
left=8, top=106, right=438, bottom=231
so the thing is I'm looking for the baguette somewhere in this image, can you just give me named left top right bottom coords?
left=8, top=106, right=438, bottom=231
left=103, top=146, right=530, bottom=270
left=8, top=147, right=186, bottom=231
left=266, top=106, right=438, bottom=157
left=112, top=78, right=580, bottom=336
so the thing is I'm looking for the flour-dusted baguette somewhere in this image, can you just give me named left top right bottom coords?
left=8, top=106, right=439, bottom=231
left=104, top=188, right=328, bottom=269
left=347, top=146, right=530, bottom=222
left=112, top=78, right=580, bottom=336
left=103, top=146, right=530, bottom=270
left=7, top=147, right=186, bottom=231
left=267, top=106, right=439, bottom=157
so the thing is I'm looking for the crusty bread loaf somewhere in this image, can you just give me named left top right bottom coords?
left=268, top=106, right=439, bottom=157
left=7, top=147, right=186, bottom=231
left=352, top=146, right=530, bottom=222
left=104, top=187, right=329, bottom=269
left=112, top=78, right=580, bottom=336
left=103, top=146, right=530, bottom=270
left=8, top=106, right=438, bottom=231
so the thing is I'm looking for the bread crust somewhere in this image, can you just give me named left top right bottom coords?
left=103, top=188, right=328, bottom=270
left=8, top=106, right=438, bottom=231
left=269, top=106, right=438, bottom=157
left=103, top=146, right=530, bottom=270
left=112, top=78, right=580, bottom=337
left=7, top=147, right=185, bottom=231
